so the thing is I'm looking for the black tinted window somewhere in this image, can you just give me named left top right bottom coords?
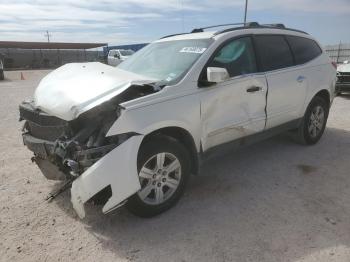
left=286, top=36, right=322, bottom=65
left=255, top=35, right=294, bottom=71
left=208, top=37, right=257, bottom=77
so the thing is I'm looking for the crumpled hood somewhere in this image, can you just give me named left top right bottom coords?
left=34, top=62, right=155, bottom=121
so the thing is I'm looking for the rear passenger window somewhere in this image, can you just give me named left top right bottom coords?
left=286, top=36, right=322, bottom=65
left=255, top=35, right=294, bottom=71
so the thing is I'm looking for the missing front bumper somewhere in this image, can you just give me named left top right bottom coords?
left=22, top=132, right=120, bottom=179
left=23, top=134, right=67, bottom=180
left=23, top=132, right=143, bottom=218
left=34, top=157, right=67, bottom=180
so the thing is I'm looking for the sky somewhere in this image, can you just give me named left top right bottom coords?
left=0, top=0, right=349, bottom=46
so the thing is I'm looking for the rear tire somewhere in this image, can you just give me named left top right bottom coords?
left=295, top=96, right=329, bottom=145
left=126, top=135, right=190, bottom=218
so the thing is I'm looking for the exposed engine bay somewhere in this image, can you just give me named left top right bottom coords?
left=20, top=83, right=159, bottom=181
left=18, top=62, right=169, bottom=218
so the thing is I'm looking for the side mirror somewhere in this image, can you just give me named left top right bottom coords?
left=114, top=54, right=120, bottom=59
left=207, top=67, right=229, bottom=83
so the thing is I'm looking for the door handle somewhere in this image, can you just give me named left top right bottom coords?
left=246, top=86, right=262, bottom=93
left=297, top=76, right=306, bottom=83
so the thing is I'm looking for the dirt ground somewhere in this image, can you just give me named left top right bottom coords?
left=1, top=70, right=350, bottom=262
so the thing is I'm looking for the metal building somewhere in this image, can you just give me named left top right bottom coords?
left=0, top=41, right=107, bottom=69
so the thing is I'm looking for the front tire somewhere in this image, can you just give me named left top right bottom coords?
left=296, top=96, right=329, bottom=145
left=126, top=135, right=190, bottom=217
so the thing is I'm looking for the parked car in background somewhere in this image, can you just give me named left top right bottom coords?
left=19, top=22, right=336, bottom=219
left=0, top=59, right=4, bottom=80
left=336, top=61, right=350, bottom=94
left=107, top=49, right=135, bottom=66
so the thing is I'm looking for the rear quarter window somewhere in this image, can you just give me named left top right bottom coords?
left=286, top=36, right=322, bottom=65
left=255, top=35, right=294, bottom=71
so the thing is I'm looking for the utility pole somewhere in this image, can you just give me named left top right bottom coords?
left=45, top=30, right=51, bottom=43
left=244, top=0, right=248, bottom=24
left=337, top=41, right=342, bottom=64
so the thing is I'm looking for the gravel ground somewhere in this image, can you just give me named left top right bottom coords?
left=1, top=70, right=350, bottom=262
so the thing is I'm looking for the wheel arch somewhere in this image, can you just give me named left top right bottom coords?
left=140, top=126, right=200, bottom=175
left=314, top=89, right=330, bottom=109
left=303, top=89, right=331, bottom=117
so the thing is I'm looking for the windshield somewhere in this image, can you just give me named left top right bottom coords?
left=120, top=50, right=134, bottom=56
left=118, top=39, right=213, bottom=84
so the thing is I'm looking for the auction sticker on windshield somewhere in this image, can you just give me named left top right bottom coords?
left=180, top=47, right=207, bottom=54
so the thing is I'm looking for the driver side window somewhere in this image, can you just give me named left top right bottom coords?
left=208, top=37, right=257, bottom=78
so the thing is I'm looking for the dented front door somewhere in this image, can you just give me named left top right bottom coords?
left=200, top=74, right=267, bottom=151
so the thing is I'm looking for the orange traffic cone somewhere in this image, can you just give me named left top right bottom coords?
left=20, top=72, right=25, bottom=80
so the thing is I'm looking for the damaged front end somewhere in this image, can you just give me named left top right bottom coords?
left=20, top=100, right=126, bottom=180
left=19, top=80, right=162, bottom=218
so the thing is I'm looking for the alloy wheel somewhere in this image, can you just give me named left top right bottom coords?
left=137, top=152, right=182, bottom=205
left=308, top=105, right=325, bottom=138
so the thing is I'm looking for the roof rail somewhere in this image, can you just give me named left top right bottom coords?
left=160, top=22, right=308, bottom=40
left=214, top=22, right=308, bottom=35
left=191, top=22, right=260, bottom=33
left=160, top=33, right=190, bottom=39
left=161, top=22, right=259, bottom=39
left=213, top=22, right=260, bottom=35
left=262, top=23, right=286, bottom=29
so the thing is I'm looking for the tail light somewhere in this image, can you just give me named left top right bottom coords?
left=331, top=62, right=337, bottom=69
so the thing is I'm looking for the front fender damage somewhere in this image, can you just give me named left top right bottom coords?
left=71, top=135, right=143, bottom=218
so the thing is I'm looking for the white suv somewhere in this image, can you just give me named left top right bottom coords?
left=20, top=23, right=336, bottom=218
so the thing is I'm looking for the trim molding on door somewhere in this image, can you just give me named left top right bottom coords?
left=200, top=118, right=302, bottom=162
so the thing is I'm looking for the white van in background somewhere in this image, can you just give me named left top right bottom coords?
left=107, top=49, right=135, bottom=66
